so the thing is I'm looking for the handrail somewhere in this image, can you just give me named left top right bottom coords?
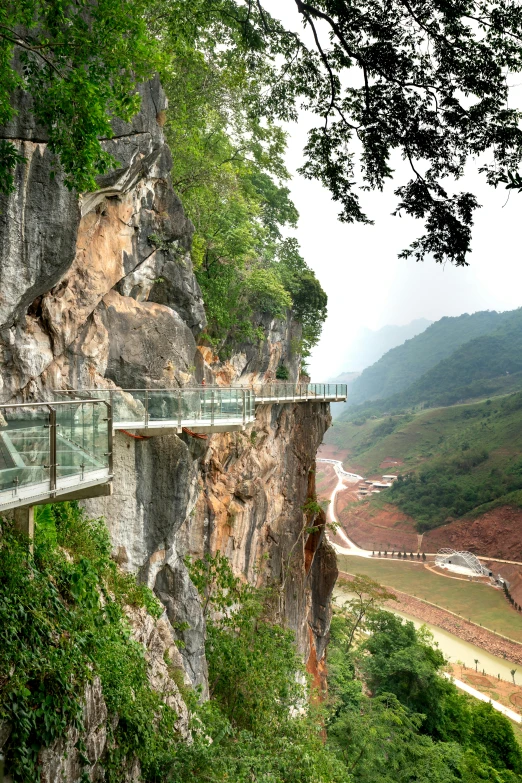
left=0, top=399, right=113, bottom=510
left=52, top=383, right=347, bottom=432
left=0, top=398, right=103, bottom=409
left=0, top=384, right=346, bottom=512
left=52, top=383, right=348, bottom=395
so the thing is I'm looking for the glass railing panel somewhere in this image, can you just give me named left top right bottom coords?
left=202, top=389, right=215, bottom=421
left=110, top=390, right=145, bottom=425
left=0, top=405, right=51, bottom=493
left=55, top=402, right=109, bottom=479
left=213, top=389, right=225, bottom=420
left=184, top=388, right=204, bottom=422
left=145, top=389, right=174, bottom=422
left=89, top=402, right=111, bottom=472
left=216, top=389, right=237, bottom=420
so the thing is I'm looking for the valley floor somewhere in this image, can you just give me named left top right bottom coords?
left=336, top=555, right=522, bottom=642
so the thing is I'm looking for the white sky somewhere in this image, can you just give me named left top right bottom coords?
left=263, top=1, right=522, bottom=379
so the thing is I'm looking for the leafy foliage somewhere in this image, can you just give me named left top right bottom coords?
left=2, top=516, right=350, bottom=782
left=151, top=0, right=522, bottom=265
left=173, top=550, right=349, bottom=782
left=5, top=0, right=522, bottom=265
left=4, top=507, right=522, bottom=782
left=0, top=0, right=157, bottom=192
left=0, top=503, right=180, bottom=783
left=328, top=585, right=522, bottom=782
left=157, top=32, right=326, bottom=355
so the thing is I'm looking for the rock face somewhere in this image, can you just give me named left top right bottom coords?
left=36, top=610, right=190, bottom=783
left=0, top=76, right=203, bottom=399
left=1, top=76, right=336, bottom=779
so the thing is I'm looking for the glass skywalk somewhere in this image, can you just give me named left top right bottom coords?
left=0, top=400, right=112, bottom=512
left=253, top=383, right=347, bottom=404
left=56, top=383, right=347, bottom=431
left=57, top=387, right=257, bottom=432
left=0, top=383, right=347, bottom=513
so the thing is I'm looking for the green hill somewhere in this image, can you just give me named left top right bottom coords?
left=342, top=308, right=522, bottom=420
left=325, top=390, right=522, bottom=532
left=348, top=309, right=512, bottom=407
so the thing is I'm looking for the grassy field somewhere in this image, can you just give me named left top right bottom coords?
left=337, top=554, right=522, bottom=642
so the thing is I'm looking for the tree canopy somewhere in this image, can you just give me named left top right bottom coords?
left=4, top=0, right=522, bottom=266
left=156, top=22, right=326, bottom=355
left=328, top=585, right=522, bottom=782
left=0, top=0, right=157, bottom=193
left=210, top=0, right=522, bottom=266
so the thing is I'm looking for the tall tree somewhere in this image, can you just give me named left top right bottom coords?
left=167, top=0, right=522, bottom=266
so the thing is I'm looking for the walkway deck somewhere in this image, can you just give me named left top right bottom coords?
left=56, top=383, right=347, bottom=433
left=1, top=383, right=347, bottom=514
left=253, top=383, right=347, bottom=405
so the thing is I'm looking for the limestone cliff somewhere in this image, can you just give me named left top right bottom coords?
left=0, top=76, right=337, bottom=774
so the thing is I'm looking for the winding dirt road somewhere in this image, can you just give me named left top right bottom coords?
left=317, top=458, right=372, bottom=558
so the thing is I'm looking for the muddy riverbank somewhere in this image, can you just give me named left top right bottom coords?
left=338, top=570, right=522, bottom=666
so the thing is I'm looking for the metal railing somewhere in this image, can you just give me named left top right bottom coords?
left=55, top=387, right=257, bottom=431
left=52, top=383, right=348, bottom=432
left=0, top=399, right=112, bottom=509
left=253, top=383, right=348, bottom=402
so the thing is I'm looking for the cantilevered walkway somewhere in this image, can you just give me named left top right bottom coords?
left=0, top=383, right=346, bottom=514
left=56, top=383, right=347, bottom=434
left=0, top=399, right=113, bottom=514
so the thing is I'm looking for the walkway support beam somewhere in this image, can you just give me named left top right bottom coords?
left=14, top=505, right=34, bottom=551
left=48, top=406, right=57, bottom=496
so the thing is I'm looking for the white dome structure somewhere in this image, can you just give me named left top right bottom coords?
left=435, top=548, right=491, bottom=577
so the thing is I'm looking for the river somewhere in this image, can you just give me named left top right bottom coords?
left=333, top=586, right=521, bottom=681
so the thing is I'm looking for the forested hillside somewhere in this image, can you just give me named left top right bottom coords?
left=390, top=308, right=522, bottom=410
left=348, top=310, right=510, bottom=407
left=343, top=308, right=522, bottom=418
left=326, top=391, right=522, bottom=531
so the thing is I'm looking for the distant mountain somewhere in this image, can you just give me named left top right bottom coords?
left=326, top=307, right=522, bottom=538
left=348, top=310, right=510, bottom=408
left=389, top=307, right=522, bottom=409
left=329, top=372, right=362, bottom=384
left=338, top=319, right=432, bottom=373
left=327, top=372, right=361, bottom=420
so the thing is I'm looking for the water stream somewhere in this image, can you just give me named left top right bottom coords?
left=333, top=586, right=521, bottom=682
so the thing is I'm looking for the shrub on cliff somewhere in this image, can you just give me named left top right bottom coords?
left=173, top=551, right=349, bottom=782
left=0, top=503, right=182, bottom=783
left=1, top=516, right=349, bottom=782
left=0, top=0, right=158, bottom=194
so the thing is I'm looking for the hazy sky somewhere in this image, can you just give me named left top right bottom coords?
left=263, top=1, right=522, bottom=379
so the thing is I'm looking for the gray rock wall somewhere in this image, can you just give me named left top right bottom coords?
left=0, top=74, right=336, bottom=781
